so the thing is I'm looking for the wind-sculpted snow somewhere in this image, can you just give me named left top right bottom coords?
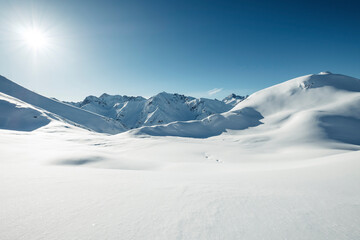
left=133, top=107, right=263, bottom=138
left=0, top=75, right=125, bottom=134
left=320, top=116, right=360, bottom=145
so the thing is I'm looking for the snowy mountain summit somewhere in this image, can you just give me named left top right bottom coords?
left=319, top=71, right=332, bottom=75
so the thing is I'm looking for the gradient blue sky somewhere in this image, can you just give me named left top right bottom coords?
left=0, top=0, right=359, bottom=101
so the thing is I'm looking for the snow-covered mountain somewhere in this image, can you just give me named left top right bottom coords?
left=1, top=71, right=359, bottom=145
left=0, top=75, right=126, bottom=134
left=68, top=92, right=246, bottom=129
left=0, top=73, right=249, bottom=133
left=134, top=72, right=360, bottom=144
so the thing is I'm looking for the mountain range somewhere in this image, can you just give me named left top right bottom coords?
left=0, top=71, right=359, bottom=145
left=66, top=92, right=246, bottom=129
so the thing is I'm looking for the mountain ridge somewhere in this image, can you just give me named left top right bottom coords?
left=67, top=91, right=246, bottom=129
left=0, top=75, right=126, bottom=134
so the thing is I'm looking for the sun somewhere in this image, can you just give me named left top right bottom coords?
left=21, top=27, right=49, bottom=51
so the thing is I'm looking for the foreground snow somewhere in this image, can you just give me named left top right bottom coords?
left=1, top=72, right=360, bottom=239
left=0, top=125, right=360, bottom=240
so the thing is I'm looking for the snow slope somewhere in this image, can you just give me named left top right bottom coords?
left=0, top=75, right=125, bottom=134
left=134, top=72, right=360, bottom=145
left=69, top=92, right=245, bottom=129
left=0, top=93, right=51, bottom=131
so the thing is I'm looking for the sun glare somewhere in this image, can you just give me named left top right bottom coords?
left=21, top=27, right=49, bottom=51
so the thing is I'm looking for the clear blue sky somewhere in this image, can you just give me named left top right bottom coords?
left=0, top=0, right=359, bottom=101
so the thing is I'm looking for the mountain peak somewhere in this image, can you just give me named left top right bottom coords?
left=223, top=93, right=245, bottom=100
left=222, top=93, right=246, bottom=106
left=100, top=93, right=110, bottom=98
left=154, top=91, right=172, bottom=97
left=318, top=71, right=332, bottom=75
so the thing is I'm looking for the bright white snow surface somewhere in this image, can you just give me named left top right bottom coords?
left=1, top=72, right=360, bottom=240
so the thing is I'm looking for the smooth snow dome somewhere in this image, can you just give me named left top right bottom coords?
left=1, top=72, right=360, bottom=240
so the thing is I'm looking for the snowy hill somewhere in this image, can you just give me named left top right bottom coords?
left=134, top=72, right=360, bottom=145
left=69, top=92, right=245, bottom=129
left=0, top=75, right=126, bottom=133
